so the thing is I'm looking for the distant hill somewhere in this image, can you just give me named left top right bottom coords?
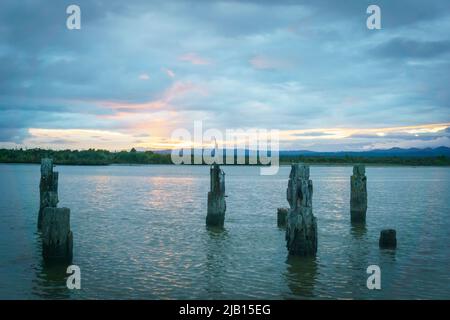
left=149, top=146, right=450, bottom=166
left=278, top=146, right=450, bottom=158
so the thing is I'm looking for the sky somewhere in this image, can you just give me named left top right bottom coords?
left=0, top=0, right=449, bottom=151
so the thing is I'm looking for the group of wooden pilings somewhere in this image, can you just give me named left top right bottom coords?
left=350, top=165, right=397, bottom=248
left=38, top=158, right=73, bottom=263
left=277, top=164, right=397, bottom=256
left=205, top=163, right=397, bottom=257
left=37, top=160, right=395, bottom=262
left=351, top=164, right=396, bottom=249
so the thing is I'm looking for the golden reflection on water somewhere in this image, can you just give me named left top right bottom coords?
left=145, top=176, right=197, bottom=208
left=204, top=226, right=230, bottom=296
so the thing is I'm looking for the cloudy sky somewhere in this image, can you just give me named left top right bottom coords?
left=0, top=0, right=449, bottom=151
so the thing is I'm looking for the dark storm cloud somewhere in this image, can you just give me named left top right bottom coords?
left=0, top=128, right=28, bottom=143
left=374, top=38, right=450, bottom=59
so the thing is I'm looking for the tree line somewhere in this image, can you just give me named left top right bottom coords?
left=0, top=148, right=171, bottom=165
left=0, top=148, right=449, bottom=166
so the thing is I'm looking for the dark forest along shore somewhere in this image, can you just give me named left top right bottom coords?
left=1, top=147, right=449, bottom=166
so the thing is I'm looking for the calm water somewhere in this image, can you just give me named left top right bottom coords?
left=0, top=164, right=449, bottom=299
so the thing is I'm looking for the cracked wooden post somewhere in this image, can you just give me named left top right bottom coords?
left=285, top=164, right=317, bottom=256
left=206, top=164, right=226, bottom=227
left=38, top=158, right=59, bottom=229
left=277, top=208, right=288, bottom=227
left=41, top=207, right=73, bottom=262
left=350, top=164, right=367, bottom=223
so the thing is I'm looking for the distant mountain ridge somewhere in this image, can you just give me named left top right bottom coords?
left=278, top=146, right=450, bottom=158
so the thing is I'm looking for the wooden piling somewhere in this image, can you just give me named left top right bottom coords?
left=206, top=164, right=226, bottom=227
left=38, top=158, right=59, bottom=229
left=350, top=164, right=367, bottom=222
left=41, top=207, right=73, bottom=262
left=379, top=229, right=397, bottom=249
left=277, top=208, right=288, bottom=227
left=285, top=164, right=317, bottom=256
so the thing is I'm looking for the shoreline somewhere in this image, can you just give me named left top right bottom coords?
left=1, top=161, right=449, bottom=168
left=2, top=148, right=449, bottom=167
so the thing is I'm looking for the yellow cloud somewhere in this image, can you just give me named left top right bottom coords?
left=281, top=123, right=450, bottom=141
left=23, top=122, right=450, bottom=151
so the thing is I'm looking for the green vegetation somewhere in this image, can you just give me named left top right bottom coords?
left=0, top=148, right=449, bottom=166
left=0, top=148, right=172, bottom=165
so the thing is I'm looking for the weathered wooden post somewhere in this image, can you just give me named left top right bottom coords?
left=277, top=208, right=288, bottom=227
left=350, top=164, right=367, bottom=223
left=379, top=229, right=397, bottom=249
left=285, top=164, right=317, bottom=256
left=38, top=158, right=59, bottom=229
left=206, top=164, right=226, bottom=227
left=41, top=207, right=73, bottom=262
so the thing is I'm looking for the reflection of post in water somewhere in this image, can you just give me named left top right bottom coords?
left=204, top=226, right=229, bottom=297
left=350, top=222, right=367, bottom=239
left=284, top=255, right=318, bottom=298
left=346, top=222, right=371, bottom=299
left=32, top=259, right=72, bottom=299
left=379, top=242, right=397, bottom=260
left=33, top=227, right=76, bottom=299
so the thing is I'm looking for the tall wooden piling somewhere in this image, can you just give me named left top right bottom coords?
left=350, top=164, right=367, bottom=222
left=206, top=164, right=226, bottom=227
left=285, top=164, right=317, bottom=256
left=41, top=207, right=73, bottom=262
left=277, top=208, right=288, bottom=227
left=38, top=158, right=59, bottom=229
